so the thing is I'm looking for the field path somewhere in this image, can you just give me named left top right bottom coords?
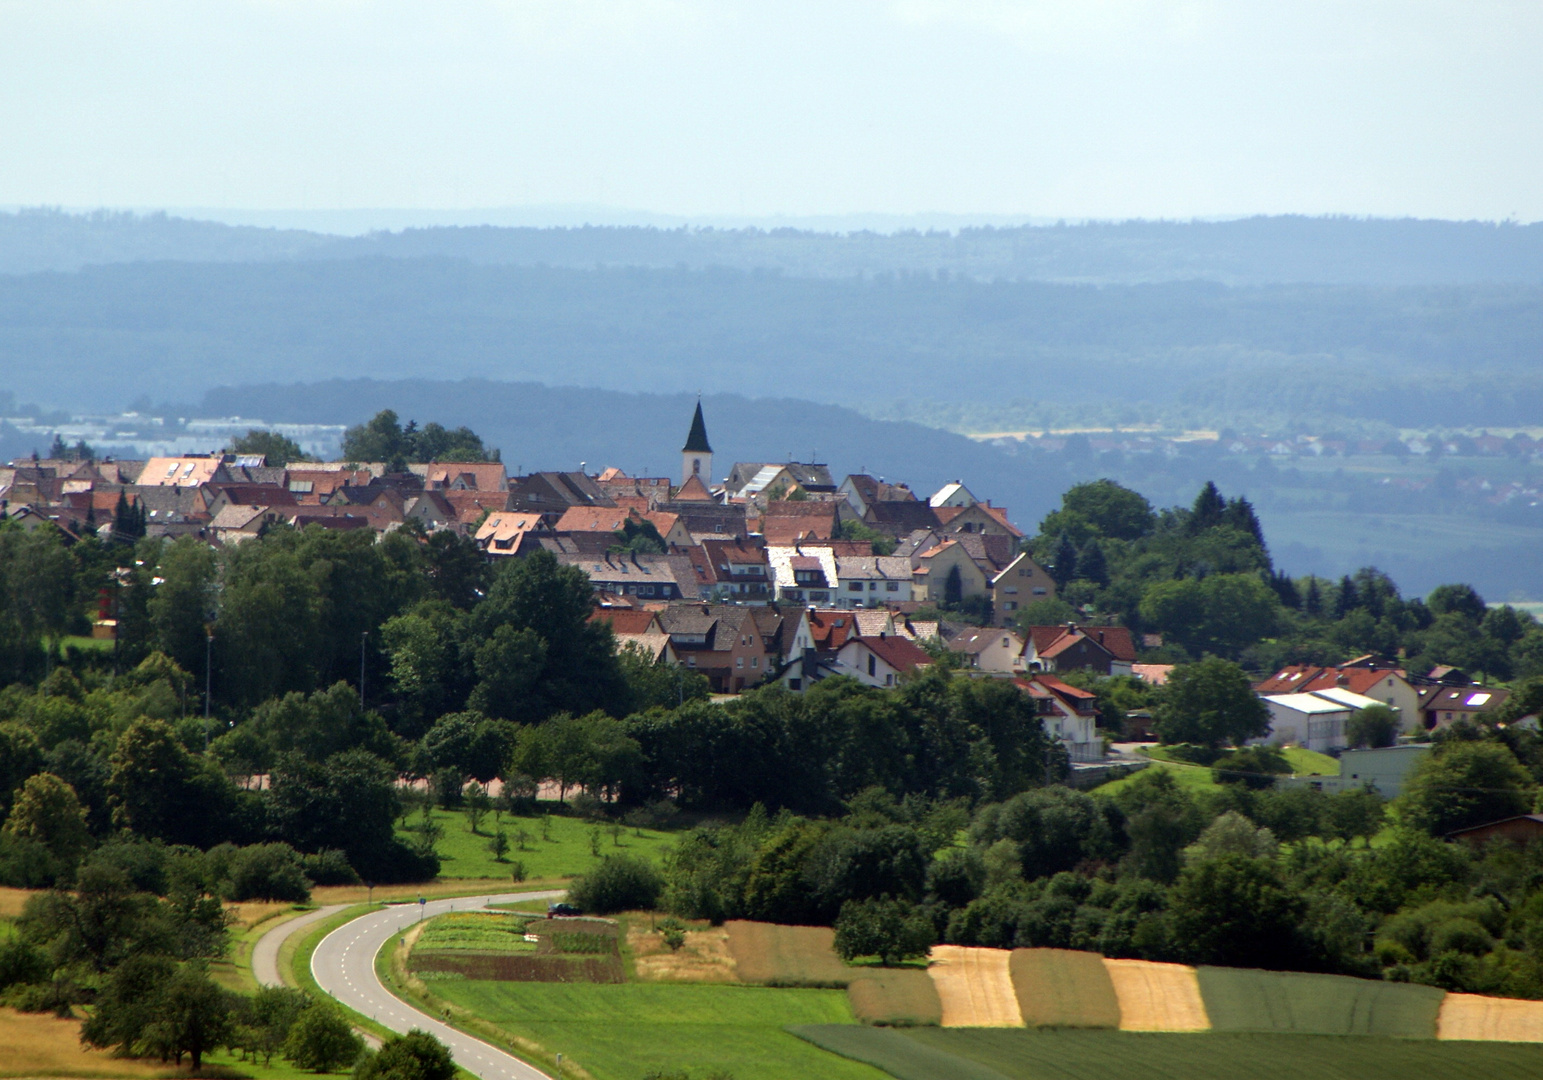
left=929, top=945, right=1023, bottom=1028
left=252, top=889, right=561, bottom=1080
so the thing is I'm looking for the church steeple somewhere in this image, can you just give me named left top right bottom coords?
left=681, top=400, right=713, bottom=485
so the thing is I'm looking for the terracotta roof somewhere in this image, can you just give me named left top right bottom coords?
left=446, top=490, right=514, bottom=524
left=673, top=475, right=715, bottom=501
left=850, top=634, right=933, bottom=674
left=590, top=609, right=663, bottom=635
left=555, top=506, right=632, bottom=533
left=1025, top=624, right=1136, bottom=663
left=1132, top=663, right=1174, bottom=686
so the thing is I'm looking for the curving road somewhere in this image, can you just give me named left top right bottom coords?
left=254, top=890, right=564, bottom=1080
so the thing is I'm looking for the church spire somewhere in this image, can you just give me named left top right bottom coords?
left=681, top=400, right=713, bottom=486
left=682, top=400, right=712, bottom=454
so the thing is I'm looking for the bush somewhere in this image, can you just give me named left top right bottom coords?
left=0, top=937, right=49, bottom=990
left=354, top=1030, right=454, bottom=1080
left=224, top=843, right=312, bottom=902
left=1211, top=746, right=1291, bottom=789
left=285, top=1003, right=363, bottom=1072
left=303, top=849, right=362, bottom=886
left=567, top=854, right=662, bottom=914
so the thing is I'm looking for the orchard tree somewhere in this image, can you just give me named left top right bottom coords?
left=2, top=772, right=90, bottom=867
left=833, top=896, right=935, bottom=965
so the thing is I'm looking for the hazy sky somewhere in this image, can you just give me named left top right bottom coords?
left=2, top=1, right=1539, bottom=221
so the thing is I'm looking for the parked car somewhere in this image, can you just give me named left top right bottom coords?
left=547, top=902, right=581, bottom=917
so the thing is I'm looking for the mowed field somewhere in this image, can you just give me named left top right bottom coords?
left=796, top=1025, right=1543, bottom=1080
left=397, top=806, right=677, bottom=880
left=430, top=980, right=889, bottom=1080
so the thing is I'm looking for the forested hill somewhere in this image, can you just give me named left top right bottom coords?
left=4, top=208, right=1543, bottom=285
left=4, top=258, right=1541, bottom=425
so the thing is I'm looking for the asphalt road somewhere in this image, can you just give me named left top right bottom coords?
left=308, top=891, right=564, bottom=1080
left=252, top=904, right=348, bottom=990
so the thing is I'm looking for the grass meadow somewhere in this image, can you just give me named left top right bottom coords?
left=797, top=1024, right=1543, bottom=1080
left=430, top=980, right=888, bottom=1080
left=397, top=805, right=678, bottom=881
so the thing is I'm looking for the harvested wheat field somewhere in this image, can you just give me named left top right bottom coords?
left=0, top=1007, right=166, bottom=1079
left=627, top=921, right=738, bottom=983
left=1009, top=948, right=1121, bottom=1029
left=848, top=967, right=943, bottom=1026
left=724, top=920, right=851, bottom=986
left=928, top=945, right=1023, bottom=1028
left=1438, top=993, right=1543, bottom=1042
left=1103, top=959, right=1209, bottom=1032
left=0, top=887, right=35, bottom=919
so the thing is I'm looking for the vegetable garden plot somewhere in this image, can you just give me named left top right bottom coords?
left=928, top=946, right=1023, bottom=1028
left=725, top=920, right=851, bottom=986
left=1197, top=966, right=1444, bottom=1038
left=1438, top=993, right=1543, bottom=1043
left=1009, top=949, right=1121, bottom=1029
left=1102, top=959, right=1209, bottom=1032
left=847, top=967, right=944, bottom=1026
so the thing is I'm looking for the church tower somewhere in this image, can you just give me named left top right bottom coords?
left=682, top=400, right=713, bottom=486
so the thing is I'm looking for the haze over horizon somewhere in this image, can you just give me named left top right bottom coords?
left=2, top=1, right=1539, bottom=222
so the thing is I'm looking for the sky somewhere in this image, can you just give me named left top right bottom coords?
left=1, top=0, right=1540, bottom=222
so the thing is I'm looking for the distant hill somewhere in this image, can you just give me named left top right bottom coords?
left=5, top=208, right=1543, bottom=285
left=3, top=257, right=1539, bottom=426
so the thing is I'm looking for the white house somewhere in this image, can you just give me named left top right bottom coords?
left=1259, top=687, right=1389, bottom=754
left=929, top=481, right=979, bottom=508
left=834, top=555, right=913, bottom=608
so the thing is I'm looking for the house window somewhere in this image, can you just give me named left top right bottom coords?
left=789, top=678, right=802, bottom=690
left=1005, top=601, right=1017, bottom=611
left=885, top=674, right=895, bottom=686
left=886, top=582, right=899, bottom=592
left=1032, top=587, right=1047, bottom=595
left=751, top=657, right=759, bottom=668
left=869, top=582, right=877, bottom=590
left=849, top=583, right=863, bottom=592
left=868, top=655, right=877, bottom=677
left=686, top=656, right=696, bottom=667
left=736, top=657, right=744, bottom=669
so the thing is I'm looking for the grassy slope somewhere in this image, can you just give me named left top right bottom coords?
left=399, top=806, right=677, bottom=881
left=431, top=980, right=888, bottom=1080
left=901, top=1027, right=1543, bottom=1080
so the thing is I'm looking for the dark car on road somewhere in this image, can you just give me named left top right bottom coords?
left=547, top=902, right=581, bottom=917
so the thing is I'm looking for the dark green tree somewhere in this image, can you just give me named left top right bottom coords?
left=1398, top=741, right=1533, bottom=836
left=283, top=1003, right=363, bottom=1072
left=833, top=896, right=935, bottom=965
left=1347, top=704, right=1400, bottom=749
left=354, top=1030, right=455, bottom=1080
left=229, top=429, right=309, bottom=466
left=1153, top=658, right=1270, bottom=749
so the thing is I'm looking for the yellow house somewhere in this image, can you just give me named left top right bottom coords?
left=912, top=540, right=989, bottom=603
left=991, top=552, right=1056, bottom=627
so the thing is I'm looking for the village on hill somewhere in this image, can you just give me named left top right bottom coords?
left=2, top=402, right=1521, bottom=788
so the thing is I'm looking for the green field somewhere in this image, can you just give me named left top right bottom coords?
left=1197, top=966, right=1445, bottom=1038
left=431, top=980, right=888, bottom=1080
left=398, top=805, right=678, bottom=880
left=795, top=1025, right=1543, bottom=1080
